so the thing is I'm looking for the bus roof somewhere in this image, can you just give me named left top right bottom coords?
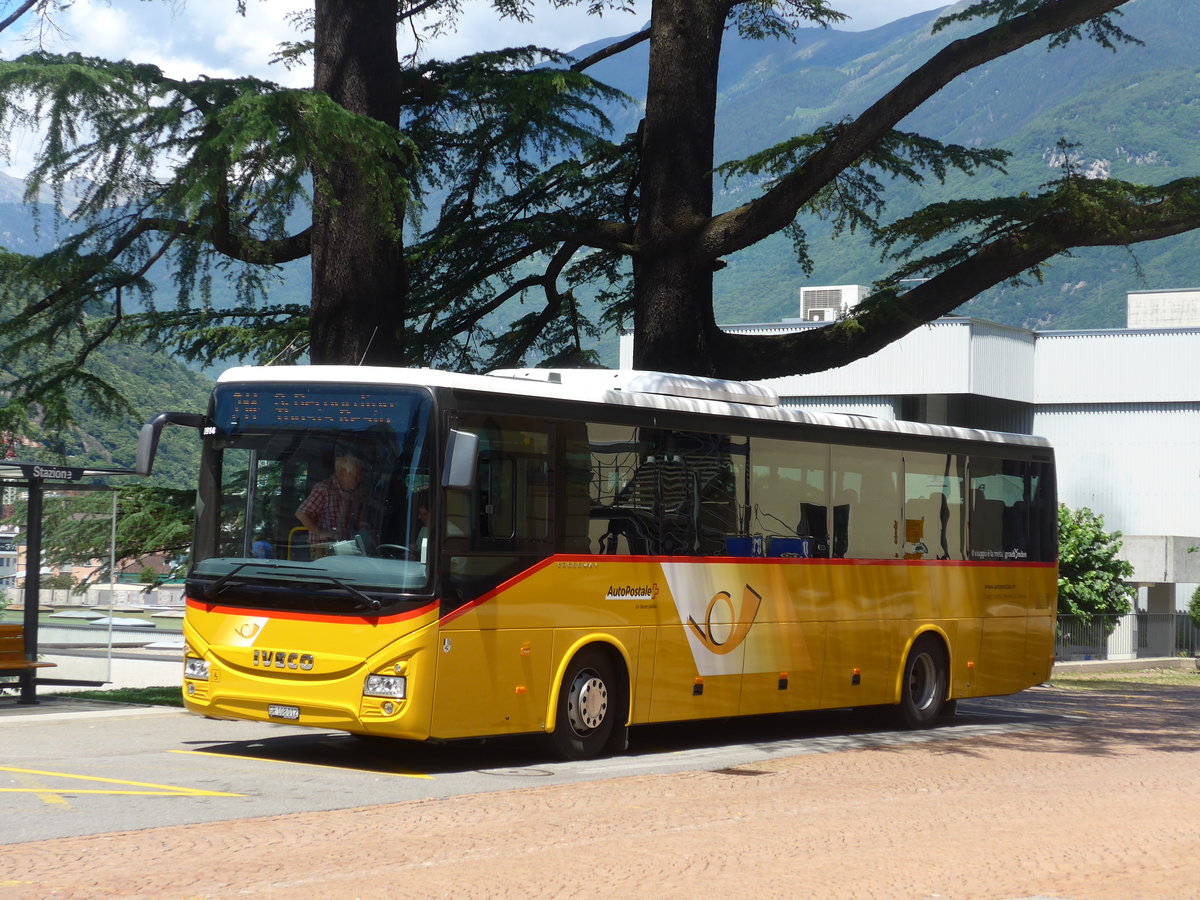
left=215, top=365, right=1053, bottom=451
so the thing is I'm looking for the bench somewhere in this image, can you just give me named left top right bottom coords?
left=0, top=623, right=57, bottom=682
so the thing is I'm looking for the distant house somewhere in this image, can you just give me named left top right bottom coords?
left=621, top=288, right=1200, bottom=613
left=0, top=527, right=18, bottom=589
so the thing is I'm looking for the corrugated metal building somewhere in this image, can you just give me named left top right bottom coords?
left=620, top=306, right=1200, bottom=611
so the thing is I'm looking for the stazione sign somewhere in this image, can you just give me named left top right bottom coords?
left=5, top=463, right=86, bottom=482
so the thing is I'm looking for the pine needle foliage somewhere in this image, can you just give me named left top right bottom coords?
left=0, top=1, right=635, bottom=430
left=718, top=124, right=1011, bottom=275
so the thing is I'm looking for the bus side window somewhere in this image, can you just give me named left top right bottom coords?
left=832, top=446, right=901, bottom=559
left=903, top=452, right=965, bottom=561
left=587, top=422, right=651, bottom=555
left=562, top=421, right=593, bottom=554
left=969, top=457, right=1056, bottom=562
left=453, top=415, right=554, bottom=554
left=969, top=486, right=1005, bottom=560
left=584, top=425, right=745, bottom=557
left=682, top=431, right=747, bottom=557
left=1026, top=461, right=1057, bottom=562
left=748, top=437, right=830, bottom=558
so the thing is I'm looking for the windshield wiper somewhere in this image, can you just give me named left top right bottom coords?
left=303, top=573, right=382, bottom=611
left=208, top=561, right=308, bottom=597
left=207, top=563, right=382, bottom=610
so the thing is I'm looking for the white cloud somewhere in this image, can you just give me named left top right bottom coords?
left=66, top=1, right=132, bottom=58
left=2, top=0, right=312, bottom=84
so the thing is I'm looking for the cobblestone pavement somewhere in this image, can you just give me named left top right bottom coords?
left=2, top=680, right=1198, bottom=900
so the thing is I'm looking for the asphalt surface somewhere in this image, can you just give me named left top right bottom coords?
left=0, top=689, right=1067, bottom=845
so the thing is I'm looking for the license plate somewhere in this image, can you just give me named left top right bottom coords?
left=268, top=704, right=300, bottom=720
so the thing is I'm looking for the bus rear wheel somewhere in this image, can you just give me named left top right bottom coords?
left=896, top=634, right=948, bottom=729
left=551, top=647, right=620, bottom=760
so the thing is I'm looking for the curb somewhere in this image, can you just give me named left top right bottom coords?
left=1052, top=656, right=1198, bottom=674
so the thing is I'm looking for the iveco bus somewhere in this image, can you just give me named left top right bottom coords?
left=138, top=366, right=1057, bottom=759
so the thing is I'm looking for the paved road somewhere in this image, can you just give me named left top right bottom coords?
left=1, top=679, right=1197, bottom=898
left=1, top=692, right=1061, bottom=844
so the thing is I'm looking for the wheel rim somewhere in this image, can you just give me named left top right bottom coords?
left=566, top=668, right=608, bottom=735
left=908, top=652, right=938, bottom=712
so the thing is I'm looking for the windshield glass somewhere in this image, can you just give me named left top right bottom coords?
left=190, top=383, right=434, bottom=611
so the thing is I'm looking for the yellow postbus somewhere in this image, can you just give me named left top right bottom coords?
left=139, top=366, right=1057, bottom=759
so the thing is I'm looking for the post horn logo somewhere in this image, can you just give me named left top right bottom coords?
left=235, top=622, right=261, bottom=639
left=687, top=584, right=763, bottom=655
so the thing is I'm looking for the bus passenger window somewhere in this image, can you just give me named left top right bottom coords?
left=748, top=437, right=830, bottom=558
left=673, top=430, right=746, bottom=557
left=969, top=457, right=1056, bottom=563
left=587, top=423, right=650, bottom=555
left=831, top=446, right=901, bottom=559
left=562, top=422, right=593, bottom=554
left=586, top=425, right=745, bottom=556
left=903, top=452, right=965, bottom=560
left=454, top=415, right=554, bottom=554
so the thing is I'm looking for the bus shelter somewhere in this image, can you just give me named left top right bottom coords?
left=0, top=460, right=138, bottom=704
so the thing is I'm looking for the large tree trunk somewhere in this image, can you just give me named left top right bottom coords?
left=630, top=0, right=727, bottom=375
left=310, top=0, right=407, bottom=366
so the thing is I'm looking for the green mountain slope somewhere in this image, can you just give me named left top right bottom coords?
left=1, top=338, right=210, bottom=488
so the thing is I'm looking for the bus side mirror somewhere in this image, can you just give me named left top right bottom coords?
left=136, top=412, right=207, bottom=476
left=442, top=429, right=479, bottom=489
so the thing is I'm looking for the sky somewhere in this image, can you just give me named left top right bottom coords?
left=0, top=0, right=950, bottom=174
left=1, top=1, right=951, bottom=83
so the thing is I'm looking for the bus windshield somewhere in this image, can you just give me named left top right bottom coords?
left=189, top=383, right=434, bottom=611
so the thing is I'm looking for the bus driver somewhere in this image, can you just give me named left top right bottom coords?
left=296, top=450, right=365, bottom=545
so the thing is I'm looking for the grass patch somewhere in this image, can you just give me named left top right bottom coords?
left=1050, top=667, right=1200, bottom=690
left=48, top=686, right=184, bottom=707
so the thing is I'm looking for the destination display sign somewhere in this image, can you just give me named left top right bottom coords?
left=213, top=385, right=428, bottom=433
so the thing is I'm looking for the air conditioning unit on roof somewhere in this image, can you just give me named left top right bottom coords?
left=800, top=285, right=867, bottom=322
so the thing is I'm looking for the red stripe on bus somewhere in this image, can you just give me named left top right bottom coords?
left=184, top=596, right=439, bottom=625
left=546, top=554, right=1056, bottom=568
left=437, top=557, right=561, bottom=625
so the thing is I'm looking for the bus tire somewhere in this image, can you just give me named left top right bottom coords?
left=551, top=647, right=621, bottom=761
left=895, top=634, right=948, bottom=729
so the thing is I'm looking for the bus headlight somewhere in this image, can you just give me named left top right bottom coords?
left=363, top=674, right=407, bottom=699
left=184, top=657, right=210, bottom=681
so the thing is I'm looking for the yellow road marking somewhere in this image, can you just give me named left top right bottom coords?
left=13, top=772, right=71, bottom=807
left=172, top=748, right=433, bottom=779
left=0, top=788, right=236, bottom=796
left=0, top=765, right=243, bottom=797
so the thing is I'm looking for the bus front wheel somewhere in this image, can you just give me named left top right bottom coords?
left=551, top=647, right=621, bottom=760
left=896, top=634, right=948, bottom=729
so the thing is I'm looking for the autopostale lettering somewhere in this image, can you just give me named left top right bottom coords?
left=252, top=649, right=315, bottom=671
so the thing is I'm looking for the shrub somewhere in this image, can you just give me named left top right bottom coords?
left=1057, top=504, right=1135, bottom=626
